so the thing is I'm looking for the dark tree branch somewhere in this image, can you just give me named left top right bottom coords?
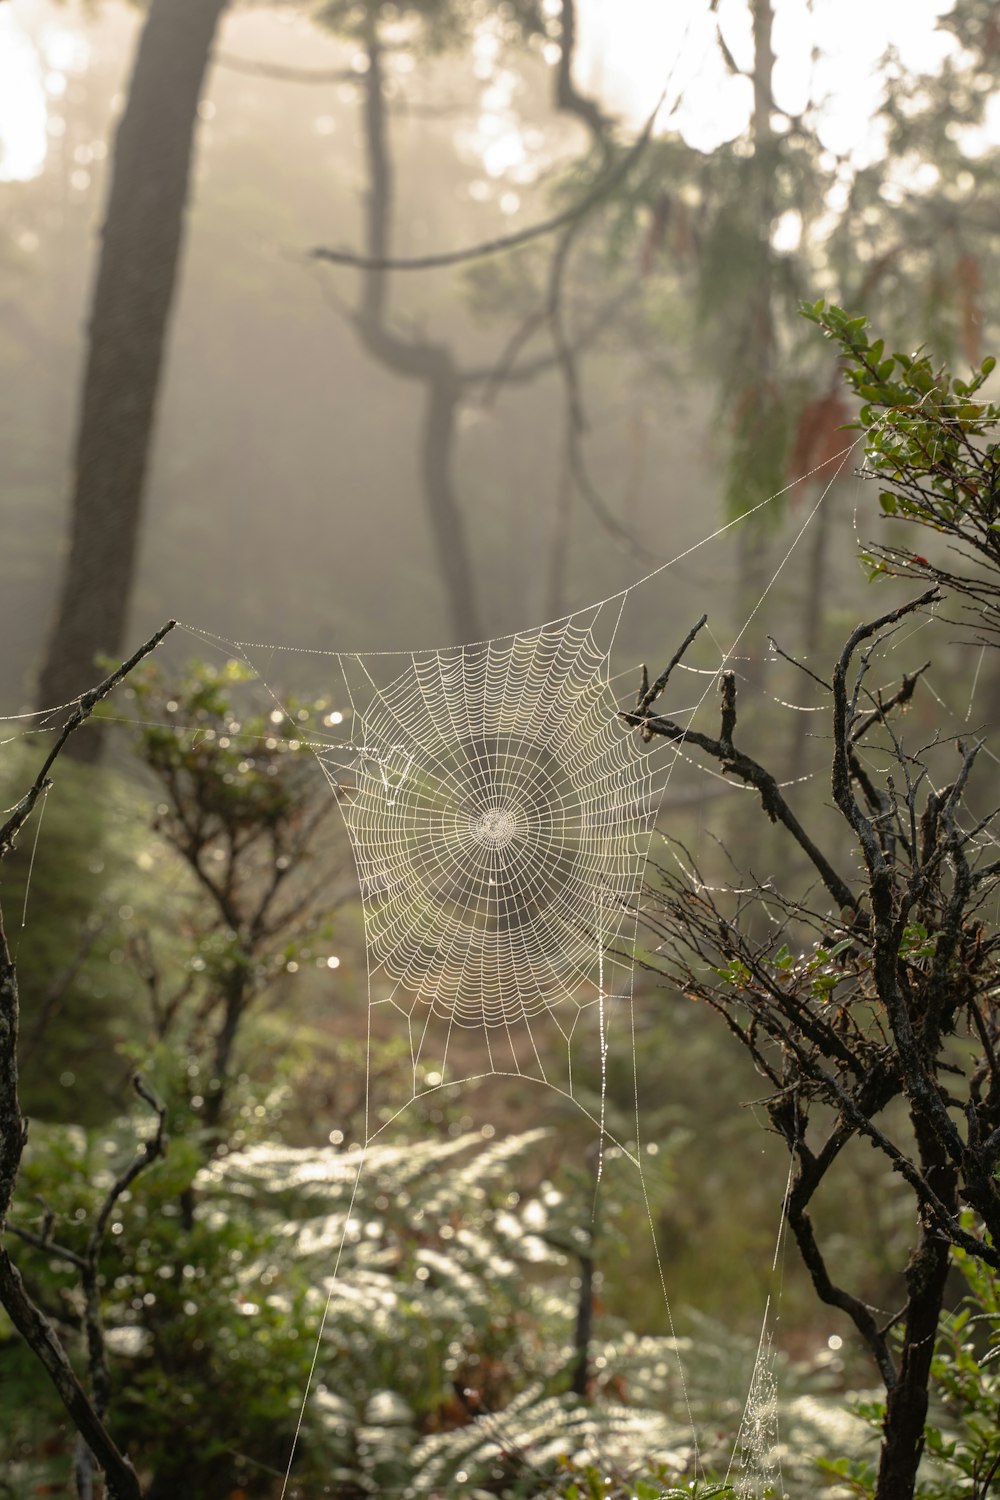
left=637, top=614, right=709, bottom=724
left=11, top=1081, right=167, bottom=1496
left=311, top=86, right=665, bottom=273
left=850, top=663, right=931, bottom=747
left=625, top=661, right=860, bottom=917
left=1, top=620, right=177, bottom=861
left=766, top=635, right=832, bottom=692
left=1, top=624, right=175, bottom=1499
left=84, top=1079, right=167, bottom=1415
left=832, top=593, right=975, bottom=1183
left=554, top=0, right=611, bottom=151
left=787, top=1183, right=897, bottom=1388
left=0, top=1252, right=143, bottom=1500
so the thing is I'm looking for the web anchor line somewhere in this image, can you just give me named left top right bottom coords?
left=0, top=433, right=871, bottom=1495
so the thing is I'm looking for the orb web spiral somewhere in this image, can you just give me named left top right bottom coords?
left=341, top=620, right=653, bottom=1031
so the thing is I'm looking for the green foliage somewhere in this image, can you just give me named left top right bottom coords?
left=5, top=1113, right=713, bottom=1497
left=0, top=746, right=151, bottom=1123
left=921, top=1239, right=1000, bottom=1496
left=121, top=658, right=351, bottom=1128
left=800, top=299, right=1000, bottom=590
left=314, top=0, right=545, bottom=59
left=126, top=656, right=319, bottom=833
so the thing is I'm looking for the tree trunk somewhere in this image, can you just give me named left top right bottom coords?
left=787, top=491, right=832, bottom=782
left=202, top=969, right=248, bottom=1134
left=874, top=1115, right=957, bottom=1500
left=354, top=20, right=481, bottom=645
left=732, top=0, right=778, bottom=695
left=37, top=0, right=229, bottom=752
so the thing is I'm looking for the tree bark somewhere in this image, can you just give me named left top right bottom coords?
left=37, top=0, right=229, bottom=751
left=874, top=1113, right=957, bottom=1500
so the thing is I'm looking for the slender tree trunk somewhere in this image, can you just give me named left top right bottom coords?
left=37, top=0, right=229, bottom=751
left=421, top=358, right=481, bottom=642
left=202, top=970, right=248, bottom=1134
left=787, top=492, right=831, bottom=782
left=545, top=436, right=574, bottom=622
left=354, top=20, right=481, bottom=645
left=731, top=0, right=778, bottom=696
left=749, top=0, right=777, bottom=396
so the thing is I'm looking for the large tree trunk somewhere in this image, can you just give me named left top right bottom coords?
left=37, top=0, right=229, bottom=752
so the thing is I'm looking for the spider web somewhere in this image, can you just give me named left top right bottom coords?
left=2, top=428, right=899, bottom=1497
left=304, top=605, right=651, bottom=1119
left=178, top=452, right=854, bottom=1494
left=212, top=594, right=699, bottom=1496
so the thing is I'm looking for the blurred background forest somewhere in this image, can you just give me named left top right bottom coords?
left=4, top=0, right=1000, bottom=1495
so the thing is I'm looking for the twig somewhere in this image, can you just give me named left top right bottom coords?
left=0, top=1250, right=143, bottom=1499
left=1, top=622, right=176, bottom=1499
left=0, top=620, right=177, bottom=861
left=766, top=635, right=832, bottom=692
left=625, top=665, right=860, bottom=917
left=850, top=662, right=930, bottom=746
left=636, top=614, right=709, bottom=724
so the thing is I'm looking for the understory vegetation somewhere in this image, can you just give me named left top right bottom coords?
left=3, top=307, right=1000, bottom=1498
left=6, top=0, right=1000, bottom=1492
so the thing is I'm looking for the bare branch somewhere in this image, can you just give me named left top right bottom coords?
left=0, top=620, right=177, bottom=861
left=0, top=1251, right=143, bottom=1500
left=625, top=668, right=860, bottom=917
left=215, top=51, right=353, bottom=84
left=636, top=614, right=709, bottom=723
left=311, top=88, right=665, bottom=273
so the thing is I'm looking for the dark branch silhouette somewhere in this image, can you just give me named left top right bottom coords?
left=311, top=85, right=665, bottom=274
left=1, top=621, right=175, bottom=1500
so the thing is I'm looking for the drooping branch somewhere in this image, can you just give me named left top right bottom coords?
left=310, top=0, right=664, bottom=624
left=786, top=1168, right=898, bottom=1389
left=553, top=0, right=610, bottom=151
left=344, top=17, right=481, bottom=643
left=311, top=84, right=664, bottom=273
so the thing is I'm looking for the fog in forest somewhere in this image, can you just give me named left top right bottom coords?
left=5, top=2, right=1000, bottom=1497
left=1, top=0, right=733, bottom=709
